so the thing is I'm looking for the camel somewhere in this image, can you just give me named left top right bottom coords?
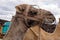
left=3, top=4, right=56, bottom=40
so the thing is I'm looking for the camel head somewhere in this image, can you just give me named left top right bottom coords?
left=15, top=4, right=56, bottom=33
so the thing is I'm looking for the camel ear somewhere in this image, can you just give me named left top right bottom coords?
left=15, top=6, right=20, bottom=10
left=40, top=23, right=56, bottom=33
left=15, top=6, right=18, bottom=8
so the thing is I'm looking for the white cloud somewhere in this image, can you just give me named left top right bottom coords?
left=0, top=15, right=12, bottom=21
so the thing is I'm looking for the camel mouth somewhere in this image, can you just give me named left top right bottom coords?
left=25, top=19, right=56, bottom=33
left=46, top=25, right=56, bottom=33
left=41, top=23, right=56, bottom=33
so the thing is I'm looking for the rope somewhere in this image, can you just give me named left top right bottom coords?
left=32, top=5, right=40, bottom=40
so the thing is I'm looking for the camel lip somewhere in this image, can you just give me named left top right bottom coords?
left=46, top=26, right=56, bottom=33
left=40, top=23, right=56, bottom=33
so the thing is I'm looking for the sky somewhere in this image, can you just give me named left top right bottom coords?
left=0, top=0, right=60, bottom=23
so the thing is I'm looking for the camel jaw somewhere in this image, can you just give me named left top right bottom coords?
left=40, top=23, right=56, bottom=33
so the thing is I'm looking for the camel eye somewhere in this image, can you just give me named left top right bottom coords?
left=21, top=8, right=25, bottom=12
left=28, top=11, right=37, bottom=17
